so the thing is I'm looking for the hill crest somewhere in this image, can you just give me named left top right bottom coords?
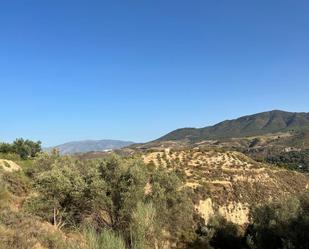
left=157, top=110, right=309, bottom=142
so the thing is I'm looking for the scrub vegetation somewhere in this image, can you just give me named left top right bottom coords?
left=0, top=139, right=309, bottom=249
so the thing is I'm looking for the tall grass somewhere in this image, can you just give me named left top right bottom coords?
left=130, top=202, right=156, bottom=249
left=83, top=227, right=126, bottom=249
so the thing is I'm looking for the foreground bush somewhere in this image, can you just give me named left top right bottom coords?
left=25, top=153, right=195, bottom=248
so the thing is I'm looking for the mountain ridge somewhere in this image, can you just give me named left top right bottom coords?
left=49, top=139, right=134, bottom=155
left=157, top=110, right=309, bottom=142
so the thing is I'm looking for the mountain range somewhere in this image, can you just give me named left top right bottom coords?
left=50, top=139, right=134, bottom=155
left=49, top=110, right=309, bottom=155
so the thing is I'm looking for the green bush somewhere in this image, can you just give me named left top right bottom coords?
left=246, top=192, right=309, bottom=249
left=147, top=167, right=195, bottom=247
left=130, top=202, right=156, bottom=249
left=25, top=154, right=196, bottom=248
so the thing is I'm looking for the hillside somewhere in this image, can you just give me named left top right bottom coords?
left=143, top=148, right=309, bottom=225
left=50, top=139, right=134, bottom=154
left=75, top=145, right=309, bottom=225
left=1, top=141, right=309, bottom=249
left=158, top=110, right=309, bottom=142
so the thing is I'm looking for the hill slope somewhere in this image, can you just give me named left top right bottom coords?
left=51, top=139, right=134, bottom=154
left=143, top=148, right=309, bottom=225
left=158, top=110, right=309, bottom=142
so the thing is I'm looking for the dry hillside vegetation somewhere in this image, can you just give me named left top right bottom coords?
left=143, top=148, right=309, bottom=225
left=0, top=168, right=81, bottom=249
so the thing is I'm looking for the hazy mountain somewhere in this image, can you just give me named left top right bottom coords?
left=51, top=139, right=134, bottom=154
left=158, top=110, right=309, bottom=142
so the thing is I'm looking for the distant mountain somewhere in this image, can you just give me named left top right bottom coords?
left=51, top=139, right=134, bottom=155
left=158, top=110, right=309, bottom=142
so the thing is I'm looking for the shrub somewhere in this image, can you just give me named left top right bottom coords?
left=130, top=202, right=156, bottom=249
left=24, top=154, right=198, bottom=248
left=246, top=192, right=309, bottom=249
left=208, top=216, right=244, bottom=249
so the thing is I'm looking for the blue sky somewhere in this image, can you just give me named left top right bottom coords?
left=0, top=0, right=309, bottom=146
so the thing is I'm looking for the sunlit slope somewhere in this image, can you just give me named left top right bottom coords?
left=143, top=148, right=309, bottom=225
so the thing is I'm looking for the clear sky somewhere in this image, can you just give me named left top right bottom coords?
left=0, top=0, right=309, bottom=146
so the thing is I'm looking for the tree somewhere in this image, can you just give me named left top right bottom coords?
left=147, top=167, right=195, bottom=247
left=13, top=138, right=42, bottom=159
left=247, top=192, right=309, bottom=249
left=26, top=158, right=86, bottom=228
left=0, top=142, right=12, bottom=154
left=0, top=138, right=42, bottom=159
left=96, top=156, right=149, bottom=238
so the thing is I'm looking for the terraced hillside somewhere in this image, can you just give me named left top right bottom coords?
left=143, top=148, right=309, bottom=225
